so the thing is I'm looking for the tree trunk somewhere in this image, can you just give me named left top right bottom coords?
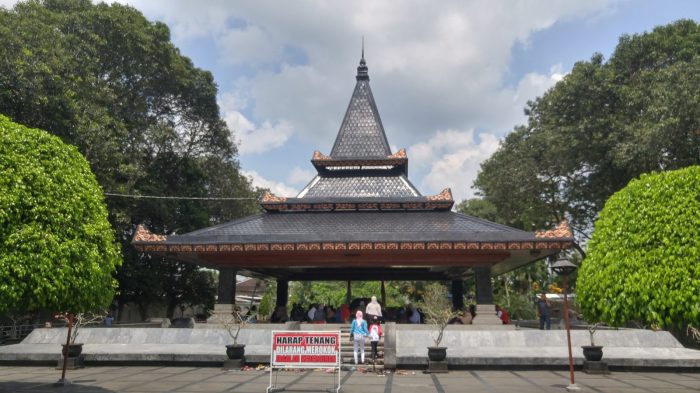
left=166, top=301, right=177, bottom=319
left=137, top=303, right=149, bottom=322
left=117, top=301, right=125, bottom=323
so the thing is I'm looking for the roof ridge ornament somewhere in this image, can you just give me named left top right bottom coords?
left=535, top=220, right=573, bottom=238
left=357, top=38, right=369, bottom=81
left=262, top=191, right=287, bottom=203
left=312, top=150, right=331, bottom=161
left=133, top=224, right=167, bottom=242
left=388, top=148, right=407, bottom=159
left=427, top=188, right=453, bottom=202
left=362, top=36, right=365, bottom=61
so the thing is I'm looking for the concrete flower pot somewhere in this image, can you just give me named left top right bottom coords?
left=581, top=345, right=604, bottom=362
left=226, top=344, right=245, bottom=360
left=62, top=343, right=83, bottom=358
left=427, top=346, right=447, bottom=362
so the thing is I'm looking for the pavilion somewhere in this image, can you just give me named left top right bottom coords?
left=132, top=52, right=573, bottom=324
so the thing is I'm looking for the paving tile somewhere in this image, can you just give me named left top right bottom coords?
left=2, top=367, right=700, bottom=392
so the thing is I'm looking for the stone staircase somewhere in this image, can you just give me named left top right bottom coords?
left=340, top=325, right=384, bottom=370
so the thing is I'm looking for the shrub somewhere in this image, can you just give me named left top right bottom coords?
left=577, top=166, right=700, bottom=329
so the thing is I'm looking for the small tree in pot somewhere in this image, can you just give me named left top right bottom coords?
left=55, top=312, right=106, bottom=358
left=223, top=308, right=248, bottom=360
left=417, top=283, right=459, bottom=362
left=582, top=322, right=604, bottom=361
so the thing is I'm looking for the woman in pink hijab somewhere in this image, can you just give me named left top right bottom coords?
left=348, top=310, right=369, bottom=364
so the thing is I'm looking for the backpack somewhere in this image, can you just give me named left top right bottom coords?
left=369, top=325, right=380, bottom=341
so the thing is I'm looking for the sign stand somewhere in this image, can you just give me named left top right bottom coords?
left=267, top=331, right=342, bottom=393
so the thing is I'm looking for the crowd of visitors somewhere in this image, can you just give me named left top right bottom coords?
left=265, top=298, right=425, bottom=324
left=262, top=293, right=557, bottom=328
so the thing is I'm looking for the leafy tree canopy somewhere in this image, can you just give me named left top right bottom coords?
left=289, top=281, right=415, bottom=309
left=0, top=0, right=260, bottom=318
left=473, top=19, right=700, bottom=255
left=455, top=198, right=500, bottom=224
left=577, top=166, right=700, bottom=329
left=0, top=115, right=121, bottom=313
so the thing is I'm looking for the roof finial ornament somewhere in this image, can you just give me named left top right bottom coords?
left=357, top=37, right=369, bottom=81
left=361, top=36, right=365, bottom=62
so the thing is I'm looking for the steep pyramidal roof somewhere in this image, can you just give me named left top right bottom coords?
left=297, top=53, right=423, bottom=201
left=329, top=54, right=391, bottom=158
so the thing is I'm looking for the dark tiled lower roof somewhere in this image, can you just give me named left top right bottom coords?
left=299, top=175, right=420, bottom=198
left=169, top=211, right=537, bottom=244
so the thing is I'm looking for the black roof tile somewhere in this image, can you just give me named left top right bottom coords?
left=299, top=175, right=420, bottom=198
left=169, top=211, right=536, bottom=244
left=330, top=67, right=391, bottom=158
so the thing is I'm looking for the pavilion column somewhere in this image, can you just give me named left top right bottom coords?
left=346, top=281, right=352, bottom=306
left=471, top=266, right=502, bottom=325
left=451, top=280, right=464, bottom=310
left=208, top=268, right=237, bottom=324
left=217, top=268, right=236, bottom=304
left=380, top=281, right=386, bottom=306
left=276, top=279, right=289, bottom=308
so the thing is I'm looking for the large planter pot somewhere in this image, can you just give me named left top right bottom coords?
left=427, top=346, right=447, bottom=362
left=62, top=343, right=83, bottom=358
left=581, top=345, right=604, bottom=362
left=226, top=344, right=245, bottom=360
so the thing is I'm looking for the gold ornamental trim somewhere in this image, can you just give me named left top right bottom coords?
left=312, top=151, right=331, bottom=161
left=133, top=225, right=167, bottom=242
left=388, top=148, right=407, bottom=159
left=427, top=188, right=453, bottom=202
left=535, top=220, right=573, bottom=238
left=261, top=192, right=287, bottom=203
left=135, top=240, right=570, bottom=253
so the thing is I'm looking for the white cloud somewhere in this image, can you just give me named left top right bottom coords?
left=29, top=0, right=616, bottom=201
left=408, top=129, right=500, bottom=202
left=287, top=166, right=315, bottom=186
left=241, top=170, right=298, bottom=197
left=511, top=64, right=566, bottom=107
left=216, top=25, right=281, bottom=66
left=122, top=0, right=615, bottom=148
left=405, top=64, right=563, bottom=202
left=219, top=93, right=293, bottom=155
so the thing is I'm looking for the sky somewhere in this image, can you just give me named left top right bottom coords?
left=3, top=0, right=699, bottom=202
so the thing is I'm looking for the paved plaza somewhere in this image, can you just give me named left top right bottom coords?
left=0, top=366, right=698, bottom=393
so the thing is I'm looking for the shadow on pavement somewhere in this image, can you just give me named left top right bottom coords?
left=0, top=381, right=116, bottom=392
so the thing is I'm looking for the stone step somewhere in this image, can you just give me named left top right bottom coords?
left=342, top=356, right=383, bottom=363
left=341, top=361, right=385, bottom=370
left=342, top=346, right=383, bottom=352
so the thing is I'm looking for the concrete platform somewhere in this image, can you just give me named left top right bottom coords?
left=1, top=324, right=699, bottom=370
left=395, top=326, right=700, bottom=369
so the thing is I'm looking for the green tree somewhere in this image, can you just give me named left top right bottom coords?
left=455, top=198, right=500, bottom=223
left=289, top=281, right=408, bottom=308
left=577, top=166, right=700, bottom=332
left=457, top=197, right=552, bottom=319
left=473, top=20, right=700, bottom=257
left=0, top=115, right=121, bottom=313
left=0, top=0, right=259, bottom=319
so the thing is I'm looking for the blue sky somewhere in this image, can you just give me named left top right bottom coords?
left=4, top=0, right=698, bottom=202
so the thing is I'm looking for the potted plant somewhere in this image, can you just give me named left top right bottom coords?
left=581, top=322, right=603, bottom=361
left=223, top=308, right=248, bottom=360
left=56, top=312, right=104, bottom=358
left=417, top=283, right=459, bottom=362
